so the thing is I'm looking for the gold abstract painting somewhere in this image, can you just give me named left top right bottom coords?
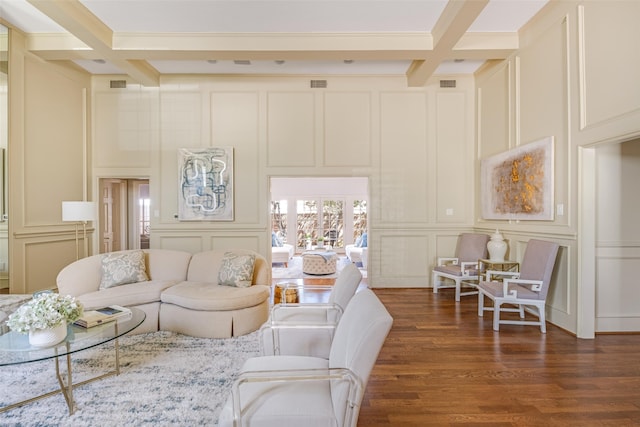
left=481, top=137, right=554, bottom=220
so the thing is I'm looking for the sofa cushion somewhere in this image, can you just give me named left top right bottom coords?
left=271, top=232, right=283, bottom=247
left=99, top=250, right=149, bottom=289
left=161, top=282, right=270, bottom=311
left=218, top=252, right=256, bottom=288
left=187, top=250, right=270, bottom=286
left=79, top=279, right=180, bottom=309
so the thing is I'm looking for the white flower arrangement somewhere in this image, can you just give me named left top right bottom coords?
left=6, top=292, right=84, bottom=333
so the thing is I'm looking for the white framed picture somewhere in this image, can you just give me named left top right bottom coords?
left=178, top=147, right=234, bottom=221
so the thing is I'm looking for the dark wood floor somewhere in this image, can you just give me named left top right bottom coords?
left=279, top=278, right=640, bottom=426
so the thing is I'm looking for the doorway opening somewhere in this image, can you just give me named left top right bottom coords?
left=270, top=177, right=369, bottom=280
left=99, top=178, right=150, bottom=254
left=270, top=177, right=368, bottom=252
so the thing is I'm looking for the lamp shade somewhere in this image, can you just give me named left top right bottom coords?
left=62, top=201, right=96, bottom=222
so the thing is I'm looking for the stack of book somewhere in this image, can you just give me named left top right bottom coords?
left=74, top=305, right=132, bottom=328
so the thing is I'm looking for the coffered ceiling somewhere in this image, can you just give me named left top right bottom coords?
left=0, top=0, right=549, bottom=86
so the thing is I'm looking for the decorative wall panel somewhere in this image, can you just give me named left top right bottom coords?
left=324, top=92, right=371, bottom=167
left=379, top=92, right=428, bottom=224
left=267, top=92, right=315, bottom=167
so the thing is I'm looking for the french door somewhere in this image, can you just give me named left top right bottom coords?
left=295, top=198, right=344, bottom=249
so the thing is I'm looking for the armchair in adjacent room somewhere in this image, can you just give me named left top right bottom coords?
left=271, top=231, right=294, bottom=266
left=432, top=233, right=490, bottom=301
left=477, top=239, right=559, bottom=333
left=218, top=289, right=393, bottom=427
left=260, top=263, right=362, bottom=358
left=345, top=232, right=367, bottom=264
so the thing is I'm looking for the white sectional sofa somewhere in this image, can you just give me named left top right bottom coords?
left=56, top=249, right=271, bottom=338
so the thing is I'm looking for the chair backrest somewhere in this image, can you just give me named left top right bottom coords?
left=456, top=233, right=490, bottom=263
left=329, top=289, right=393, bottom=425
left=518, top=239, right=560, bottom=300
left=328, top=263, right=362, bottom=310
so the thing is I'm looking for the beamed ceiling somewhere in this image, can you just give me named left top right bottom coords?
left=0, top=0, right=549, bottom=87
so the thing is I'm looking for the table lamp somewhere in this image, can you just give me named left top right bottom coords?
left=62, top=201, right=96, bottom=259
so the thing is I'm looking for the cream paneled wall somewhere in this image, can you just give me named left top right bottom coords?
left=324, top=93, right=371, bottom=167
left=8, top=30, right=92, bottom=294
left=476, top=0, right=640, bottom=336
left=267, top=92, right=315, bottom=167
left=88, top=75, right=476, bottom=288
left=595, top=140, right=640, bottom=332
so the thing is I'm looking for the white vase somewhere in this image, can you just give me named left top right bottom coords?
left=487, top=229, right=508, bottom=262
left=29, top=322, right=68, bottom=348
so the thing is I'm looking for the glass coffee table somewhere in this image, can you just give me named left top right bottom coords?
left=0, top=307, right=145, bottom=415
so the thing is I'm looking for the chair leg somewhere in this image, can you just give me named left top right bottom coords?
left=538, top=304, right=547, bottom=333
left=454, top=278, right=462, bottom=302
left=519, top=305, right=525, bottom=318
left=432, top=272, right=439, bottom=294
left=493, top=301, right=501, bottom=331
left=478, top=291, right=484, bottom=316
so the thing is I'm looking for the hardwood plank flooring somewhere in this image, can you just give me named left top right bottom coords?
left=280, top=279, right=640, bottom=426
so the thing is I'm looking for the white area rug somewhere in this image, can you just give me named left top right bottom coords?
left=0, top=330, right=260, bottom=426
left=272, top=256, right=367, bottom=280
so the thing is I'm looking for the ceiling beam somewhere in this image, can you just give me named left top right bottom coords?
left=27, top=31, right=434, bottom=61
left=406, top=0, right=489, bottom=87
left=26, top=0, right=159, bottom=86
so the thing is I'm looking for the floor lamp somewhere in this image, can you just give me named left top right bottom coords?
left=62, top=201, right=96, bottom=260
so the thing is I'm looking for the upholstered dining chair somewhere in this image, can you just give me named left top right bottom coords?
left=477, top=239, right=559, bottom=333
left=432, top=233, right=490, bottom=301
left=218, top=288, right=393, bottom=427
left=260, top=263, right=362, bottom=358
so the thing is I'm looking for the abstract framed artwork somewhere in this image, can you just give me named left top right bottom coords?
left=178, top=147, right=234, bottom=221
left=481, top=136, right=554, bottom=220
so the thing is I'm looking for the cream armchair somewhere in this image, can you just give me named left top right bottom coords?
left=217, top=289, right=393, bottom=427
left=432, top=233, right=490, bottom=301
left=260, top=263, right=362, bottom=358
left=478, top=239, right=559, bottom=333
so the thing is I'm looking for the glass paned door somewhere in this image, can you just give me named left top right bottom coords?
left=271, top=200, right=288, bottom=243
left=296, top=200, right=317, bottom=249
left=322, top=200, right=344, bottom=249
left=295, top=199, right=345, bottom=250
left=353, top=200, right=367, bottom=241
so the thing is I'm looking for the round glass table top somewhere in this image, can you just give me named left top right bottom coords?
left=0, top=307, right=145, bottom=366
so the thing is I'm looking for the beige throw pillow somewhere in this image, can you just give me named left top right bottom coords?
left=99, top=250, right=149, bottom=289
left=218, top=252, right=256, bottom=288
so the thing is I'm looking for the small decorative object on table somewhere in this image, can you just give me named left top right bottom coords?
left=487, top=229, right=508, bottom=262
left=6, top=292, right=84, bottom=348
left=274, top=283, right=299, bottom=304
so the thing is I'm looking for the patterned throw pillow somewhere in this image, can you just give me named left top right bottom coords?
left=218, top=252, right=256, bottom=288
left=99, top=250, right=149, bottom=289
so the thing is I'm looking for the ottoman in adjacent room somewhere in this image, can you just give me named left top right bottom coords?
left=302, top=251, right=337, bottom=275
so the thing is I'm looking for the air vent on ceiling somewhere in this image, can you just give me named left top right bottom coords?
left=110, top=80, right=127, bottom=89
left=440, top=79, right=456, bottom=88
left=233, top=60, right=251, bottom=65
left=310, top=80, right=327, bottom=89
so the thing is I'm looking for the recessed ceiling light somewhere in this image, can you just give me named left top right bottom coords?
left=206, top=59, right=217, bottom=64
left=274, top=60, right=285, bottom=65
left=93, top=59, right=106, bottom=64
